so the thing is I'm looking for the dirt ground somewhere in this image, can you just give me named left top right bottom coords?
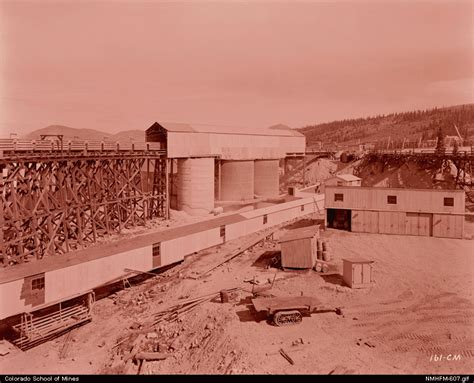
left=1, top=213, right=473, bottom=375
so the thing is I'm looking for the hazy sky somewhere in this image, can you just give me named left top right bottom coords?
left=0, top=0, right=472, bottom=136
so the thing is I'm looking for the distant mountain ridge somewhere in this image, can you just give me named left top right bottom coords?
left=24, top=125, right=145, bottom=142
left=24, top=123, right=295, bottom=142
left=299, top=104, right=474, bottom=148
left=24, top=104, right=474, bottom=146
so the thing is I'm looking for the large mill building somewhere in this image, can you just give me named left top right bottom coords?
left=146, top=122, right=305, bottom=215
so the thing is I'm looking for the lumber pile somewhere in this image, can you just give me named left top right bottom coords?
left=152, top=288, right=239, bottom=326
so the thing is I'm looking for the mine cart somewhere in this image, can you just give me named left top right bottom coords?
left=251, top=296, right=321, bottom=326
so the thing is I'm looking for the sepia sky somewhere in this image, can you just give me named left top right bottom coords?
left=0, top=0, right=472, bottom=136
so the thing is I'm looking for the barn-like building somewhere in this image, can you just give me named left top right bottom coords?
left=325, top=186, right=465, bottom=239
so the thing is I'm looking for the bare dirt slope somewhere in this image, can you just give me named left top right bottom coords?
left=2, top=215, right=472, bottom=375
left=280, top=157, right=357, bottom=191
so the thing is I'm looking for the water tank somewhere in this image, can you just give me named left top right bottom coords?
left=254, top=159, right=280, bottom=197
left=220, top=160, right=254, bottom=201
left=177, top=158, right=215, bottom=216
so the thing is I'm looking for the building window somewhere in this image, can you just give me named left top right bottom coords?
left=337, top=181, right=343, bottom=186
left=444, top=197, right=454, bottom=207
left=263, top=215, right=268, bottom=224
left=387, top=195, right=397, bottom=204
left=32, top=276, right=45, bottom=291
left=152, top=243, right=161, bottom=257
left=220, top=225, right=226, bottom=238
left=334, top=193, right=344, bottom=202
left=301, top=205, right=305, bottom=212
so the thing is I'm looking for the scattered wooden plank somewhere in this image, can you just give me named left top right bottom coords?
left=279, top=348, right=295, bottom=365
left=200, top=229, right=278, bottom=277
left=123, top=334, right=146, bottom=374
left=124, top=268, right=161, bottom=277
left=134, top=352, right=168, bottom=361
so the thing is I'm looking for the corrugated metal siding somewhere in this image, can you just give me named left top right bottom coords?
left=166, top=131, right=305, bottom=159
left=167, top=132, right=215, bottom=158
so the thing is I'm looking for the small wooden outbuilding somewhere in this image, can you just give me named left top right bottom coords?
left=342, top=257, right=374, bottom=289
left=324, top=174, right=362, bottom=187
left=279, top=225, right=320, bottom=269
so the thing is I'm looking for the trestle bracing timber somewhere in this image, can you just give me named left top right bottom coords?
left=0, top=152, right=168, bottom=266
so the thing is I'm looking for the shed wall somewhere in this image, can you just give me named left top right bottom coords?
left=347, top=209, right=463, bottom=238
left=325, top=186, right=465, bottom=213
left=281, top=238, right=315, bottom=269
left=432, top=214, right=464, bottom=239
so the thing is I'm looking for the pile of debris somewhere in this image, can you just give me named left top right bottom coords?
left=103, top=288, right=241, bottom=374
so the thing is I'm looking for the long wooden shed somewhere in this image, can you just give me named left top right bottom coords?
left=325, top=186, right=465, bottom=239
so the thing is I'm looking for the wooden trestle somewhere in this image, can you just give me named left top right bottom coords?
left=0, top=143, right=168, bottom=266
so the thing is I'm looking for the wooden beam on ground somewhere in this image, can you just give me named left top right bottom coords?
left=134, top=352, right=168, bottom=361
left=199, top=228, right=278, bottom=277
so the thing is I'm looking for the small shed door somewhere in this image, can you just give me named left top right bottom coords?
left=379, top=212, right=403, bottom=234
left=362, top=211, right=379, bottom=233
left=406, top=213, right=432, bottom=237
left=351, top=211, right=363, bottom=232
left=433, top=215, right=462, bottom=239
left=406, top=213, right=419, bottom=235
left=362, top=264, right=372, bottom=284
left=418, top=213, right=432, bottom=236
left=352, top=264, right=363, bottom=286
left=433, top=214, right=450, bottom=238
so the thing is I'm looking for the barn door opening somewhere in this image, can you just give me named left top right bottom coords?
left=406, top=212, right=433, bottom=237
left=327, top=208, right=351, bottom=231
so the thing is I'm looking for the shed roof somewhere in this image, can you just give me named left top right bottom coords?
left=325, top=185, right=465, bottom=193
left=335, top=174, right=362, bottom=182
left=148, top=122, right=304, bottom=138
left=342, top=257, right=374, bottom=264
left=279, top=225, right=319, bottom=243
